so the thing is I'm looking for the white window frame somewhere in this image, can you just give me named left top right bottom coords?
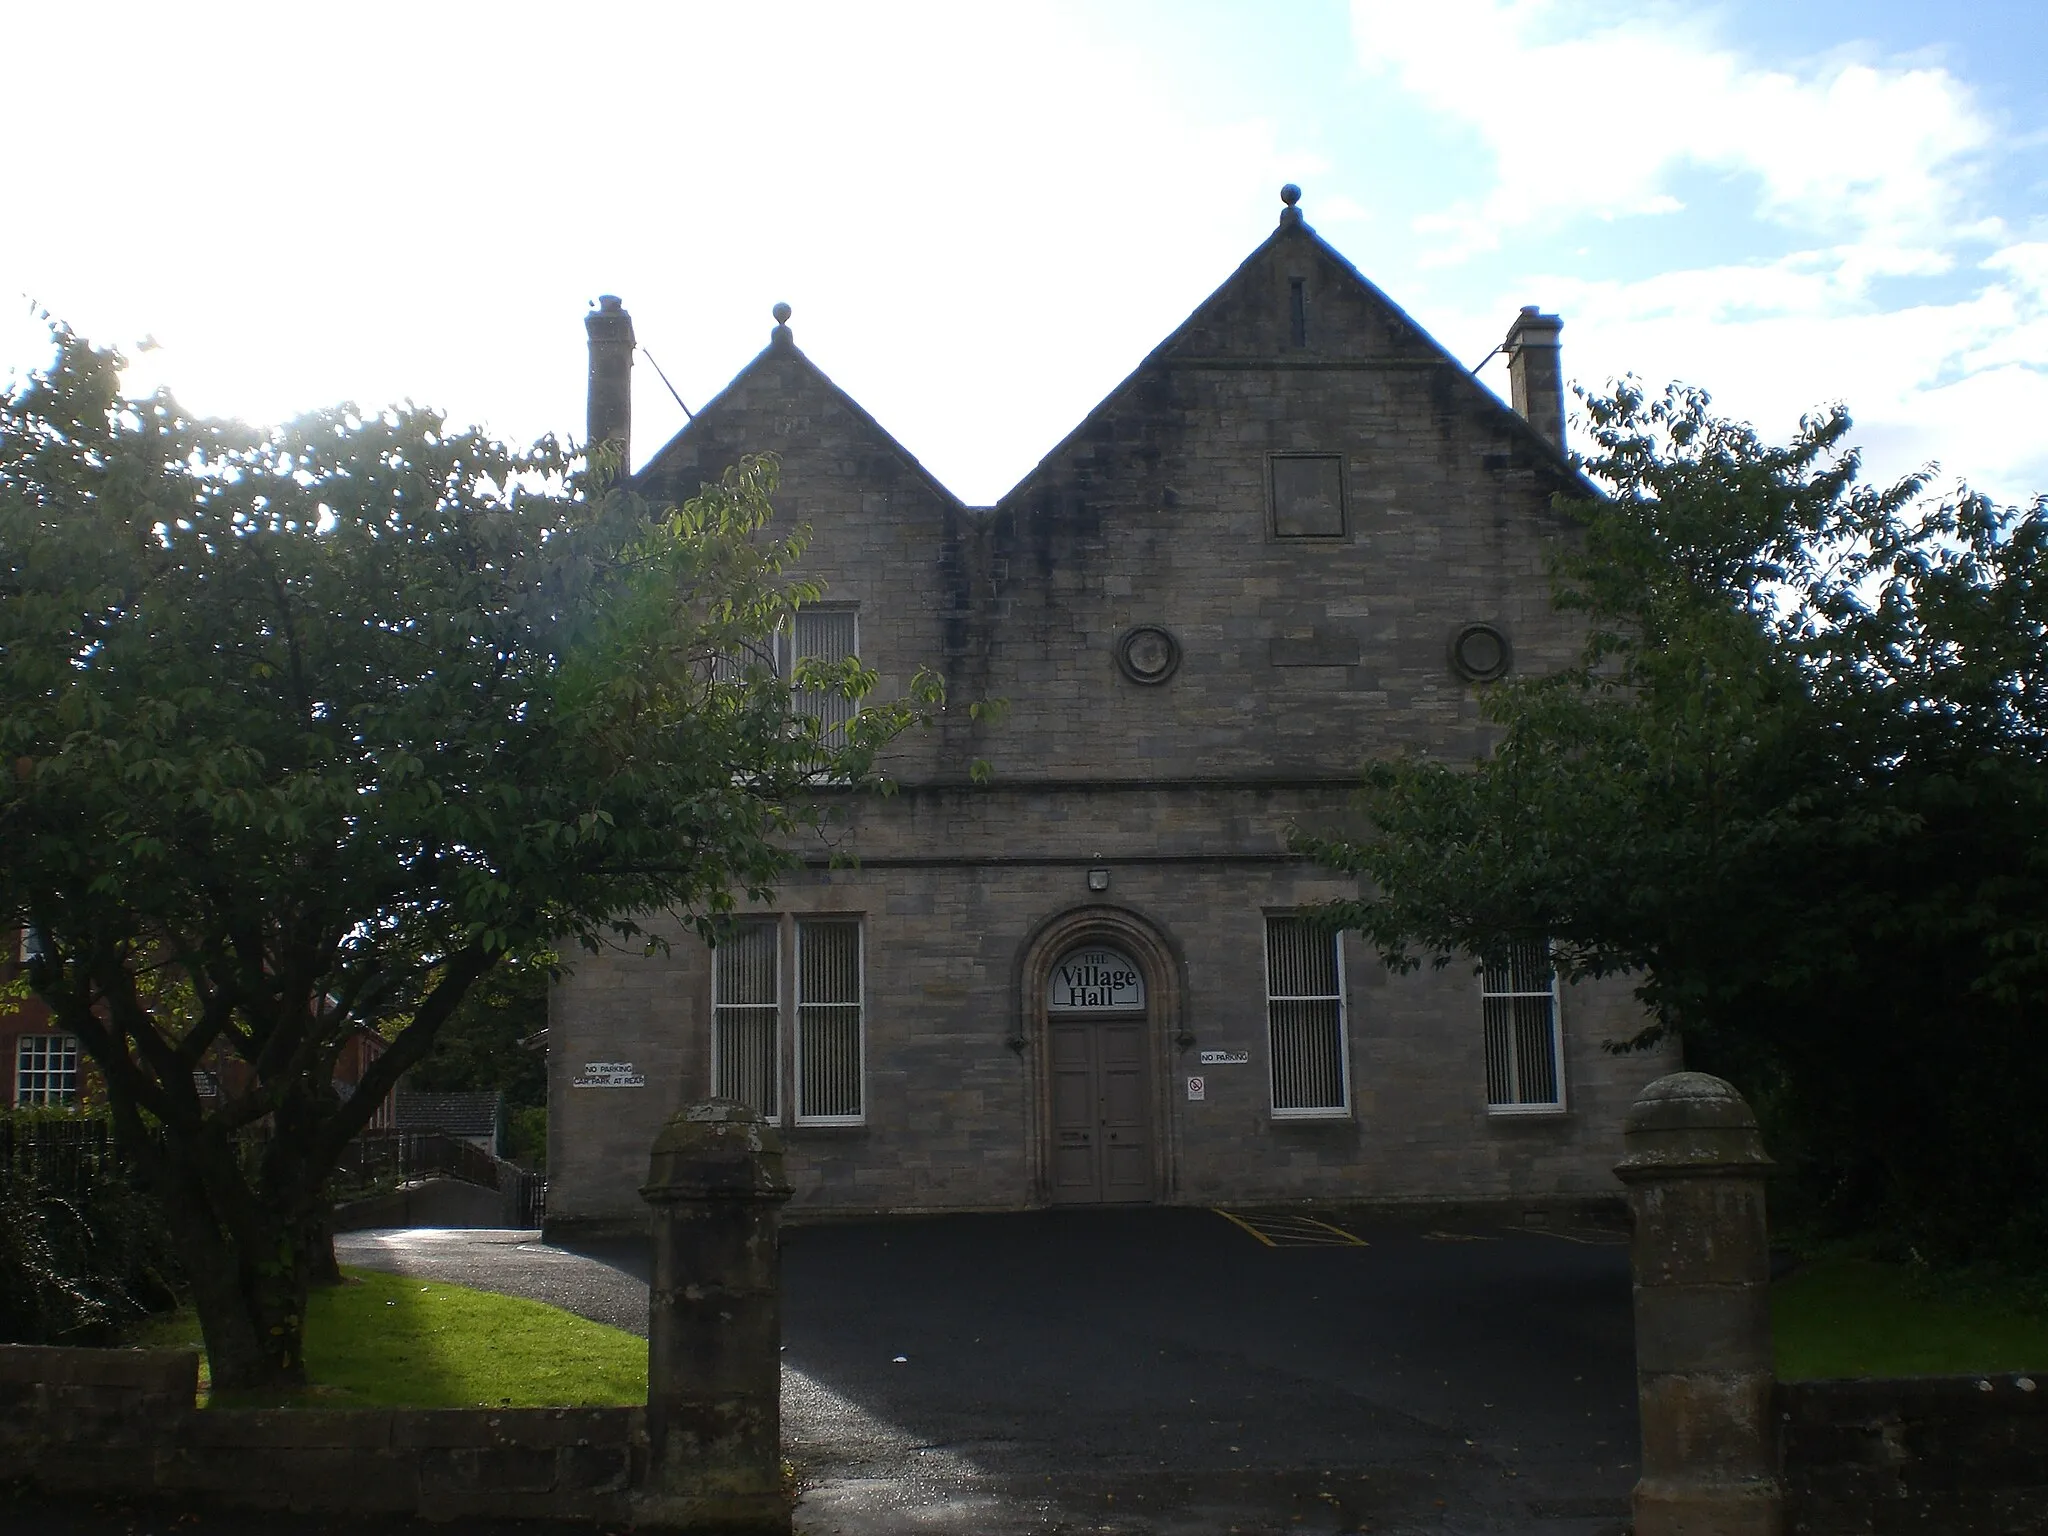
left=1262, top=914, right=1352, bottom=1120
left=794, top=918, right=866, bottom=1127
left=16, top=1033, right=79, bottom=1106
left=1481, top=941, right=1567, bottom=1114
left=711, top=919, right=782, bottom=1120
left=711, top=914, right=868, bottom=1127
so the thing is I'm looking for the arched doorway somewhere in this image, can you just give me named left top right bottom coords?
left=1016, top=908, right=1183, bottom=1206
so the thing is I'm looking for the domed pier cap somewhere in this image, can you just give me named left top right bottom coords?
left=642, top=1098, right=792, bottom=1203
left=1614, top=1071, right=1771, bottom=1181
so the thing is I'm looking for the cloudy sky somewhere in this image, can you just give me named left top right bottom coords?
left=4, top=0, right=2043, bottom=506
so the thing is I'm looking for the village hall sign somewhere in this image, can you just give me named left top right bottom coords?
left=1047, top=947, right=1145, bottom=1012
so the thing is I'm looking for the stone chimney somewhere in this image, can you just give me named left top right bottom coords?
left=1503, top=306, right=1565, bottom=453
left=584, top=294, right=635, bottom=467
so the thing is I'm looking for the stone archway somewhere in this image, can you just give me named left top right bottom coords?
left=1014, top=906, right=1187, bottom=1207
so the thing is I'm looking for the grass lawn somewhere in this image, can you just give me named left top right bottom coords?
left=1773, top=1255, right=2048, bottom=1379
left=132, top=1267, right=646, bottom=1409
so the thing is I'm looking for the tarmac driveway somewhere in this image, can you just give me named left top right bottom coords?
left=337, top=1207, right=1638, bottom=1535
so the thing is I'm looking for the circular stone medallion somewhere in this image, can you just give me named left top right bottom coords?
left=1450, top=622, right=1511, bottom=682
left=1116, top=624, right=1181, bottom=685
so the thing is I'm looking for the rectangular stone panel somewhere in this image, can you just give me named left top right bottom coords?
left=1270, top=633, right=1360, bottom=667
left=1270, top=454, right=1346, bottom=538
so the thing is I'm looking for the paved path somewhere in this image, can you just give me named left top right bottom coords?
left=336, top=1208, right=1637, bottom=1535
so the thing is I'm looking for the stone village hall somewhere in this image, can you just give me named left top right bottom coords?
left=545, top=188, right=1674, bottom=1237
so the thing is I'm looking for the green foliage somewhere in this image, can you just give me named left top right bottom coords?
left=1299, top=382, right=2048, bottom=1264
left=1774, top=1256, right=2048, bottom=1379
left=963, top=696, right=1011, bottom=786
left=0, top=1113, right=184, bottom=1343
left=374, top=945, right=553, bottom=1168
left=505, top=1104, right=547, bottom=1170
left=0, top=1182, right=110, bottom=1343
left=400, top=950, right=551, bottom=1114
left=0, top=325, right=941, bottom=1384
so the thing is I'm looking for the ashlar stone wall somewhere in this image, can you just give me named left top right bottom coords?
left=549, top=206, right=1676, bottom=1231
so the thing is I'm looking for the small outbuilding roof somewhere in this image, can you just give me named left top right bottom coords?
left=394, top=1091, right=503, bottom=1138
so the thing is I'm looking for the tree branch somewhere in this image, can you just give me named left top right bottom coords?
left=310, top=941, right=495, bottom=1165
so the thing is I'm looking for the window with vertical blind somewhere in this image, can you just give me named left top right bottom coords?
left=707, top=607, right=858, bottom=723
left=711, top=916, right=866, bottom=1125
left=712, top=921, right=780, bottom=1117
left=796, top=919, right=864, bottom=1124
left=785, top=607, right=859, bottom=743
left=1481, top=941, right=1565, bottom=1112
left=1263, top=915, right=1349, bottom=1117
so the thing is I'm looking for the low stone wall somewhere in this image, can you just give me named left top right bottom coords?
left=0, top=1342, right=197, bottom=1492
left=0, top=1343, right=642, bottom=1524
left=1779, top=1373, right=2048, bottom=1534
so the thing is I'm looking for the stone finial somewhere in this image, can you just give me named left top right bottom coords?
left=1279, top=183, right=1303, bottom=228
left=770, top=302, right=793, bottom=350
left=1615, top=1069, right=1772, bottom=1178
left=642, top=1097, right=792, bottom=1203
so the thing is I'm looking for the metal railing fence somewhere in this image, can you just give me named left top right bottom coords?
left=2, top=1114, right=544, bottom=1225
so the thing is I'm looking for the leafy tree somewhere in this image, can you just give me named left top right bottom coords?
left=0, top=327, right=940, bottom=1388
left=1299, top=382, right=2048, bottom=1261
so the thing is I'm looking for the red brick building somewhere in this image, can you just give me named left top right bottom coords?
left=4, top=927, right=393, bottom=1125
left=3, top=928, right=80, bottom=1109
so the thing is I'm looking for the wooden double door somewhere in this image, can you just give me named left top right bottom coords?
left=1048, top=1015, right=1154, bottom=1204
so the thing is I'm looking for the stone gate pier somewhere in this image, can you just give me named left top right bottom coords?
left=637, top=1098, right=794, bottom=1534
left=1616, top=1071, right=1781, bottom=1536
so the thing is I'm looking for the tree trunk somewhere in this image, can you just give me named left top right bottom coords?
left=307, top=1207, right=343, bottom=1287
left=123, top=1129, right=322, bottom=1394
left=213, top=1206, right=319, bottom=1391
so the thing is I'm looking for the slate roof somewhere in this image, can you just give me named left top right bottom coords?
left=394, top=1091, right=503, bottom=1139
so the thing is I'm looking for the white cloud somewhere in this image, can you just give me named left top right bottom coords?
left=1356, top=2, right=2042, bottom=504
left=1437, top=237, right=2048, bottom=505
left=1351, top=0, right=1991, bottom=262
left=0, top=1, right=1306, bottom=502
left=4, top=2, right=2036, bottom=512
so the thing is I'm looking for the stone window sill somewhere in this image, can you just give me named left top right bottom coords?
left=1485, top=1108, right=1576, bottom=1129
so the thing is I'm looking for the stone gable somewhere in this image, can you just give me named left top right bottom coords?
left=547, top=193, right=1674, bottom=1232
